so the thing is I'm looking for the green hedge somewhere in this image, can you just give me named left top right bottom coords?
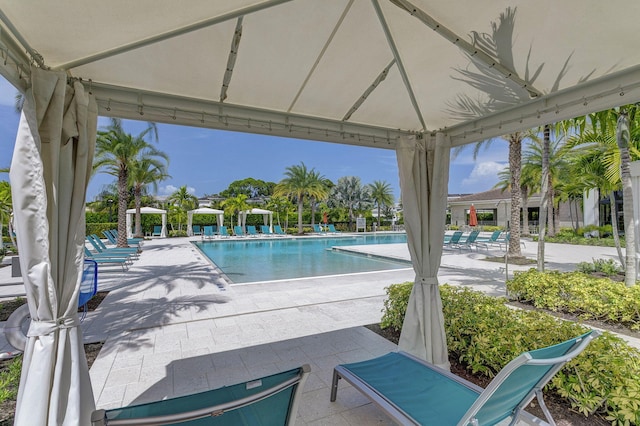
left=381, top=282, right=640, bottom=424
left=86, top=222, right=118, bottom=238
left=507, top=269, right=640, bottom=330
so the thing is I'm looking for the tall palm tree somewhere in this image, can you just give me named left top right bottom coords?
left=274, top=162, right=324, bottom=234
left=129, top=152, right=170, bottom=237
left=308, top=172, right=332, bottom=226
left=448, top=7, right=576, bottom=258
left=167, top=185, right=198, bottom=231
left=221, top=194, right=250, bottom=228
left=94, top=118, right=159, bottom=247
left=328, top=176, right=372, bottom=230
left=369, top=180, right=394, bottom=228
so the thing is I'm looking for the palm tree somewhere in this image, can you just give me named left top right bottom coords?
left=0, top=180, right=12, bottom=252
left=221, top=194, right=250, bottom=228
left=167, top=185, right=198, bottom=231
left=448, top=7, right=577, bottom=259
left=328, top=176, right=372, bottom=230
left=369, top=180, right=394, bottom=228
left=266, top=195, right=294, bottom=228
left=94, top=118, right=159, bottom=247
left=129, top=152, right=170, bottom=237
left=307, top=171, right=332, bottom=226
left=274, top=162, right=324, bottom=234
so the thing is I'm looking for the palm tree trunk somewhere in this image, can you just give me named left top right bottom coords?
left=508, top=135, right=523, bottom=257
left=610, top=191, right=625, bottom=267
left=117, top=168, right=129, bottom=248
left=537, top=125, right=551, bottom=271
left=310, top=197, right=316, bottom=226
left=521, top=188, right=529, bottom=236
left=134, top=189, right=143, bottom=238
left=617, top=111, right=636, bottom=286
left=377, top=205, right=381, bottom=227
left=297, top=199, right=304, bottom=234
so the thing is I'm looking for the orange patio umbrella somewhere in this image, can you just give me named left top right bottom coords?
left=469, top=205, right=478, bottom=227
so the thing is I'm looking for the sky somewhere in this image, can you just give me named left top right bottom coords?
left=0, top=76, right=508, bottom=202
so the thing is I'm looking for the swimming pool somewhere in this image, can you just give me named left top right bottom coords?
left=193, top=233, right=409, bottom=284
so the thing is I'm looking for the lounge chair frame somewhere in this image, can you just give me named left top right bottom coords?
left=331, top=331, right=599, bottom=426
left=91, top=364, right=310, bottom=425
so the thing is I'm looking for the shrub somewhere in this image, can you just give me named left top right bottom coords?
left=86, top=223, right=118, bottom=238
left=168, top=230, right=187, bottom=237
left=481, top=225, right=501, bottom=232
left=507, top=269, right=640, bottom=330
left=380, top=282, right=640, bottom=424
left=577, top=258, right=623, bottom=276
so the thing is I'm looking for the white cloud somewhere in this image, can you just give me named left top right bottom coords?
left=159, top=185, right=196, bottom=195
left=461, top=161, right=506, bottom=188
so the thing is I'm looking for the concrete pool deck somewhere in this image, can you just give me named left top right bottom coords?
left=0, top=233, right=637, bottom=424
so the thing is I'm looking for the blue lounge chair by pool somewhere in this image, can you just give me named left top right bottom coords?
left=233, top=225, right=246, bottom=237
left=218, top=226, right=230, bottom=238
left=260, top=225, right=274, bottom=236
left=312, top=224, right=324, bottom=234
left=274, top=225, right=287, bottom=236
left=246, top=225, right=259, bottom=237
left=103, top=230, right=143, bottom=247
left=327, top=224, right=340, bottom=234
left=151, top=225, right=162, bottom=237
left=87, top=235, right=139, bottom=259
left=475, top=230, right=503, bottom=251
left=497, top=232, right=526, bottom=251
left=443, top=230, right=463, bottom=248
left=91, top=364, right=310, bottom=426
left=203, top=225, right=215, bottom=239
left=331, top=331, right=599, bottom=426
left=192, top=225, right=202, bottom=236
left=84, top=248, right=130, bottom=271
left=458, top=230, right=480, bottom=251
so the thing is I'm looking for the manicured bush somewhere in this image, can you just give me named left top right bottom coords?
left=577, top=258, right=623, bottom=277
left=507, top=269, right=640, bottom=330
left=380, top=282, right=640, bottom=424
left=86, top=222, right=118, bottom=238
left=168, top=230, right=187, bottom=237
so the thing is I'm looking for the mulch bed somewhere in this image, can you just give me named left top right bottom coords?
left=365, top=323, right=610, bottom=426
left=0, top=293, right=108, bottom=424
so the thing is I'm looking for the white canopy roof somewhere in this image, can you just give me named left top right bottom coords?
left=241, top=208, right=273, bottom=231
left=126, top=207, right=167, bottom=237
left=1, top=1, right=639, bottom=148
left=187, top=207, right=224, bottom=236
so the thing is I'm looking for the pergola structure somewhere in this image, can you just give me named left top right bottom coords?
left=2, top=1, right=640, bottom=424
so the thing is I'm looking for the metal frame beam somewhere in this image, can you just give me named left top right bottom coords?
left=220, top=17, right=243, bottom=102
left=372, top=0, right=427, bottom=131
left=389, top=0, right=542, bottom=98
left=343, top=60, right=395, bottom=121
left=444, top=64, right=640, bottom=146
left=89, top=81, right=414, bottom=149
left=52, top=0, right=293, bottom=70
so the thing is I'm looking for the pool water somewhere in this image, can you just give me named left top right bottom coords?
left=194, top=233, right=409, bottom=284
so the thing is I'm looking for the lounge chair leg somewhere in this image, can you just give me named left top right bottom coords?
left=330, top=369, right=341, bottom=402
left=535, top=389, right=557, bottom=426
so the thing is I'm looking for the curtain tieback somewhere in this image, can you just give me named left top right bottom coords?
left=417, top=276, right=438, bottom=286
left=28, top=316, right=80, bottom=337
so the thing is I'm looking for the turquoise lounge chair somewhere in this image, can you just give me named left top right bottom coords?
left=87, top=235, right=139, bottom=259
left=192, top=225, right=202, bottom=236
left=104, top=230, right=143, bottom=247
left=443, top=230, right=463, bottom=248
left=218, top=226, right=230, bottom=238
left=91, top=364, right=310, bottom=425
left=274, top=225, right=287, bottom=236
left=84, top=248, right=130, bottom=271
left=312, top=224, right=324, bottom=234
left=475, top=230, right=502, bottom=251
left=331, top=331, right=599, bottom=426
left=260, top=225, right=274, bottom=236
left=78, top=259, right=98, bottom=321
left=327, top=224, right=340, bottom=234
left=203, top=225, right=215, bottom=239
left=246, top=225, right=259, bottom=237
left=151, top=225, right=163, bottom=237
left=458, top=230, right=480, bottom=251
left=233, top=225, right=246, bottom=237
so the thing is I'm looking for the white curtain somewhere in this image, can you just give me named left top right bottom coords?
left=395, top=133, right=450, bottom=369
left=10, top=67, right=97, bottom=425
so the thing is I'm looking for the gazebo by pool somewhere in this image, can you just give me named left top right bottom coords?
left=241, top=208, right=273, bottom=232
left=187, top=207, right=224, bottom=236
left=126, top=207, right=167, bottom=238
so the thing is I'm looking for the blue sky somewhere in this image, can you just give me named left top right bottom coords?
left=0, top=76, right=507, bottom=201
